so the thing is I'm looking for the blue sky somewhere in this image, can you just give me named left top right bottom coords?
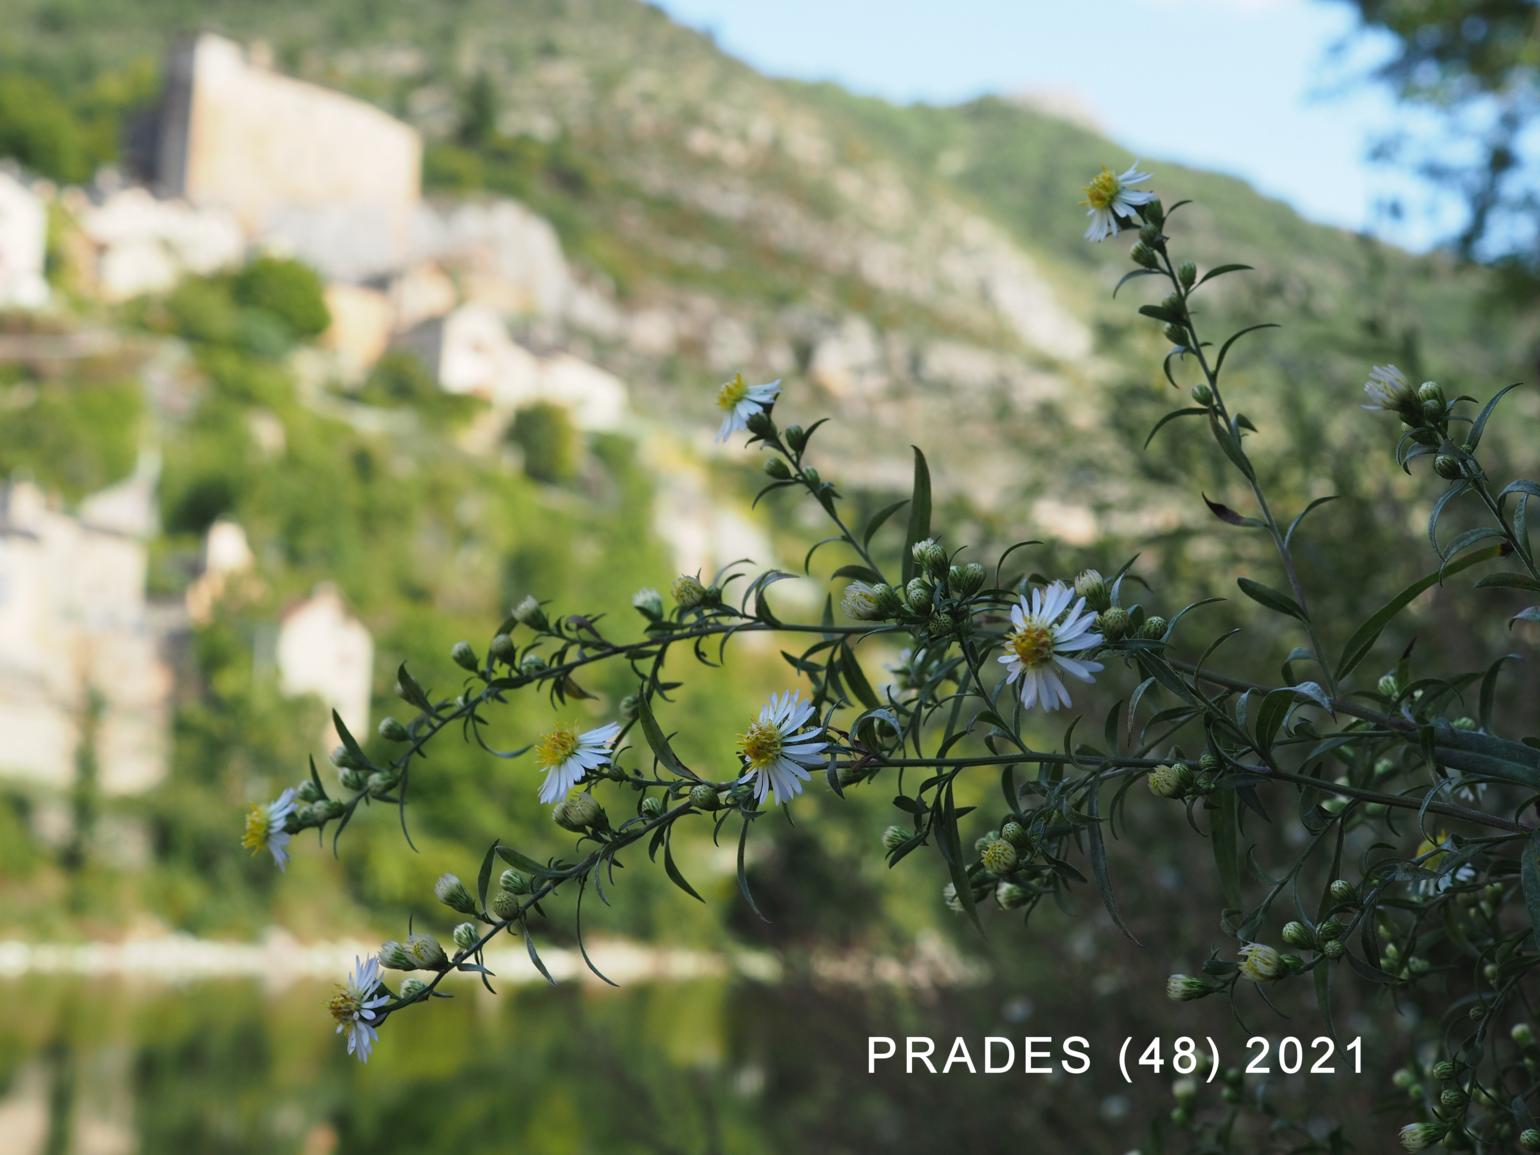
left=654, top=0, right=1456, bottom=250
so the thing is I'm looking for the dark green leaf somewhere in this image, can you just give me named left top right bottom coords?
left=1237, top=577, right=1305, bottom=621
left=901, top=446, right=932, bottom=585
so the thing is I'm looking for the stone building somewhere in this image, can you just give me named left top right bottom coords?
left=67, top=184, right=244, bottom=301
left=275, top=584, right=373, bottom=745
left=150, top=33, right=421, bottom=281
left=0, top=170, right=49, bottom=309
left=0, top=463, right=172, bottom=796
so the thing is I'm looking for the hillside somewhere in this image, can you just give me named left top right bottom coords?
left=3, top=0, right=1538, bottom=953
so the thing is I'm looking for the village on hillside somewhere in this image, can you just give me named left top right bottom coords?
left=0, top=33, right=775, bottom=840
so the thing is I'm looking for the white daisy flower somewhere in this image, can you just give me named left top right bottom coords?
left=1081, top=163, right=1156, bottom=242
left=715, top=373, right=781, bottom=441
left=1414, top=832, right=1477, bottom=897
left=329, top=954, right=391, bottom=1063
left=998, top=582, right=1104, bottom=711
left=1362, top=363, right=1415, bottom=412
left=736, top=689, right=828, bottom=807
left=533, top=722, right=622, bottom=805
left=241, top=787, right=297, bottom=870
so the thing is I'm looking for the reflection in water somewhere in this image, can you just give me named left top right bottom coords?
left=0, top=973, right=1391, bottom=1153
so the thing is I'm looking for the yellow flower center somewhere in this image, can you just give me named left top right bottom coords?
left=717, top=373, right=748, bottom=412
left=535, top=725, right=580, bottom=769
left=241, top=805, right=270, bottom=855
left=1083, top=167, right=1120, bottom=210
left=1008, top=621, right=1056, bottom=668
left=1416, top=832, right=1450, bottom=869
left=328, top=988, right=362, bottom=1026
left=739, top=721, right=783, bottom=770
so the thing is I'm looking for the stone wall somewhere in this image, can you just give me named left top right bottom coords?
left=154, top=33, right=421, bottom=280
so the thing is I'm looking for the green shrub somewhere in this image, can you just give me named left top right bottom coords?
left=507, top=401, right=581, bottom=483
left=230, top=257, right=330, bottom=342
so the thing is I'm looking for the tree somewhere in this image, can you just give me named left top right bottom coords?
left=230, top=257, right=331, bottom=342
left=507, top=401, right=581, bottom=484
left=1338, top=1, right=1540, bottom=267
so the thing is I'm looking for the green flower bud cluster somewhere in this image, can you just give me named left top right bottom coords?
left=1146, top=763, right=1194, bottom=800
left=434, top=873, right=478, bottom=915
left=554, top=790, right=608, bottom=833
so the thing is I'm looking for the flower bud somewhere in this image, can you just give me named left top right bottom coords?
left=1138, top=222, right=1162, bottom=245
left=1146, top=763, right=1192, bottom=799
left=1399, top=1123, right=1443, bottom=1151
left=378, top=939, right=415, bottom=970
left=1438, top=1088, right=1464, bottom=1111
left=1392, top=1068, right=1416, bottom=1089
left=980, top=839, right=1018, bottom=875
left=367, top=769, right=398, bottom=796
left=801, top=466, right=822, bottom=488
left=1001, top=819, right=1029, bottom=847
left=1143, top=198, right=1164, bottom=226
left=631, top=588, right=664, bottom=620
left=1317, top=918, right=1343, bottom=941
left=339, top=766, right=370, bottom=793
left=553, top=790, right=607, bottom=833
left=1074, top=569, right=1111, bottom=612
left=620, top=693, right=640, bottom=722
left=1378, top=673, right=1401, bottom=699
left=378, top=716, right=409, bottom=742
left=949, top=562, right=987, bottom=598
left=1139, top=615, right=1168, bottom=640
left=745, top=409, right=775, bottom=437
left=1281, top=921, right=1314, bottom=949
left=1166, top=974, right=1212, bottom=1002
left=451, top=641, right=479, bottom=671
left=1178, top=261, right=1197, bottom=289
left=881, top=825, right=908, bottom=853
left=1279, top=952, right=1305, bottom=972
left=1322, top=938, right=1345, bottom=960
left=784, top=424, right=807, bottom=453
left=330, top=744, right=365, bottom=770
left=487, top=632, right=516, bottom=664
left=490, top=888, right=522, bottom=920
left=1521, top=1128, right=1540, bottom=1151
left=671, top=574, right=707, bottom=609
left=1190, top=382, right=1213, bottom=407
left=1096, top=607, right=1129, bottom=641
left=995, top=880, right=1030, bottom=909
left=499, top=868, right=529, bottom=895
left=912, top=538, right=948, bottom=581
left=904, top=576, right=934, bottom=615
left=1163, top=323, right=1187, bottom=346
left=763, top=455, right=792, bottom=480
left=1198, top=752, right=1220, bottom=773
left=1433, top=454, right=1463, bottom=480
left=518, top=653, right=547, bottom=678
left=512, top=595, right=550, bottom=632
left=640, top=796, right=665, bottom=819
left=1238, top=942, right=1282, bottom=982
left=1431, top=1060, right=1456, bottom=1083
left=407, top=933, right=449, bottom=971
left=1173, top=1075, right=1198, bottom=1102
left=1130, top=241, right=1159, bottom=269
left=1512, top=1023, right=1535, bottom=1047
left=297, top=779, right=324, bottom=804
left=434, top=873, right=478, bottom=915
left=1417, top=380, right=1446, bottom=412
left=452, top=922, right=478, bottom=952
left=688, top=783, right=719, bottom=810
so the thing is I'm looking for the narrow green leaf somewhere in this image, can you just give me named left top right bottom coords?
left=1237, top=577, right=1305, bottom=621
left=1211, top=790, right=1243, bottom=912
left=1086, top=785, right=1138, bottom=943
left=637, top=696, right=700, bottom=781
left=901, top=446, right=932, bottom=585
left=1522, top=831, right=1540, bottom=951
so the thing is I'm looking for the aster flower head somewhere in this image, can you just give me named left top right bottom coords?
left=241, top=787, right=297, bottom=870
left=736, top=689, right=828, bottom=807
left=329, top=954, right=390, bottom=1063
left=1238, top=942, right=1282, bottom=982
left=998, top=582, right=1104, bottom=712
left=841, top=580, right=885, bottom=622
left=1398, top=1123, right=1444, bottom=1152
left=715, top=373, right=781, bottom=442
left=533, top=721, right=622, bottom=805
left=1082, top=163, right=1156, bottom=242
left=1363, top=363, right=1417, bottom=414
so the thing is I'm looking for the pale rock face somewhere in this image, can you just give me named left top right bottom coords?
left=626, top=308, right=679, bottom=358
left=534, top=354, right=629, bottom=431
left=644, top=441, right=774, bottom=575
left=186, top=519, right=255, bottom=625
left=275, top=584, right=373, bottom=745
left=386, top=262, right=458, bottom=331
left=74, top=186, right=244, bottom=300
left=412, top=199, right=572, bottom=318
left=704, top=314, right=757, bottom=372
left=0, top=478, right=172, bottom=796
left=809, top=316, right=886, bottom=399
left=321, top=283, right=394, bottom=379
left=0, top=171, right=49, bottom=309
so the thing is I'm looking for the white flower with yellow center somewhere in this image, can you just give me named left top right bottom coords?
left=533, top=722, right=622, bottom=805
left=1238, top=942, right=1282, bottom=982
left=1415, top=831, right=1476, bottom=896
left=1082, top=163, right=1156, bottom=242
left=998, top=582, right=1103, bottom=711
left=329, top=954, right=390, bottom=1063
left=241, top=787, right=297, bottom=871
left=715, top=373, right=781, bottom=442
left=736, top=690, right=827, bottom=807
left=1362, top=363, right=1416, bottom=412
